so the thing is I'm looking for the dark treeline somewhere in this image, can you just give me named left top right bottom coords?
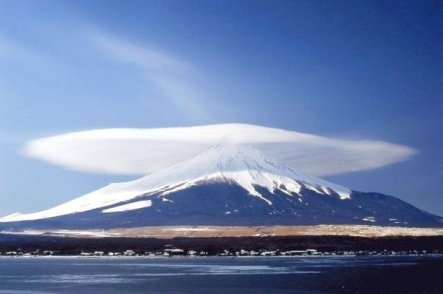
left=1, top=234, right=443, bottom=255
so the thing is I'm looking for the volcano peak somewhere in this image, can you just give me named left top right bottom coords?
left=1, top=144, right=351, bottom=222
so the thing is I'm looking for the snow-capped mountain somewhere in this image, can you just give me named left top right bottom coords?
left=1, top=144, right=442, bottom=229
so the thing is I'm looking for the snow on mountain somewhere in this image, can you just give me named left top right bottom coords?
left=0, top=144, right=351, bottom=222
left=101, top=200, right=152, bottom=213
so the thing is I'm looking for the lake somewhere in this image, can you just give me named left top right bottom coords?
left=0, top=255, right=442, bottom=293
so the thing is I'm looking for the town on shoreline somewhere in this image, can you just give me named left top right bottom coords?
left=2, top=248, right=442, bottom=258
left=2, top=245, right=443, bottom=258
left=2, top=233, right=443, bottom=258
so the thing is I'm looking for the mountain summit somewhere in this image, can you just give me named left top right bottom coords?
left=1, top=144, right=442, bottom=229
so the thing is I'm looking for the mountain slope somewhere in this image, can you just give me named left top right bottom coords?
left=0, top=144, right=351, bottom=222
left=1, top=144, right=442, bottom=229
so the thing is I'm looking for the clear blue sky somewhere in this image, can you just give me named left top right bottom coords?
left=0, top=0, right=442, bottom=216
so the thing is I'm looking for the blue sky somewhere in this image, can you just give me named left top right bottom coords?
left=0, top=0, right=442, bottom=216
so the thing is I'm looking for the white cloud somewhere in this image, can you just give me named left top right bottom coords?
left=23, top=123, right=416, bottom=176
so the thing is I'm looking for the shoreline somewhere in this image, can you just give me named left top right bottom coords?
left=2, top=224, right=443, bottom=239
left=2, top=253, right=443, bottom=259
left=3, top=232, right=443, bottom=257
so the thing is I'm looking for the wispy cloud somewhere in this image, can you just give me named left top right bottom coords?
left=23, top=123, right=417, bottom=177
left=91, top=32, right=191, bottom=74
left=89, top=31, right=203, bottom=118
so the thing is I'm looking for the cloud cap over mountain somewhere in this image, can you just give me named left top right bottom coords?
left=23, top=123, right=416, bottom=176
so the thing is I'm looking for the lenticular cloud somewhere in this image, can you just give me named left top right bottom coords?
left=23, top=123, right=416, bottom=176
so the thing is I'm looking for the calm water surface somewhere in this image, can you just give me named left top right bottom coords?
left=0, top=256, right=442, bottom=293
